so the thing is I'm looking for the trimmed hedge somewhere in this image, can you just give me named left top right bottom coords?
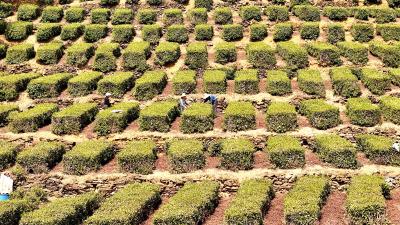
left=67, top=71, right=102, bottom=97
left=52, top=103, right=98, bottom=135
left=8, top=103, right=58, bottom=133
left=380, top=96, right=400, bottom=124
left=163, top=8, right=183, bottom=26
left=356, top=134, right=399, bottom=165
left=41, top=6, right=63, bottom=22
left=181, top=103, right=214, bottom=133
left=189, top=8, right=207, bottom=25
left=222, top=24, right=243, bottom=42
left=165, top=25, right=188, bottom=43
left=172, top=70, right=196, bottom=95
left=0, top=72, right=40, bottom=101
left=266, top=70, right=291, bottom=96
left=185, top=42, right=208, bottom=69
left=134, top=70, right=167, bottom=101
left=94, top=102, right=139, bottom=136
left=6, top=43, right=34, bottom=64
left=351, top=23, right=374, bottom=42
left=375, top=8, right=396, bottom=23
left=246, top=42, right=276, bottom=69
left=314, top=134, right=357, bottom=168
left=219, top=138, right=255, bottom=170
left=84, top=24, right=107, bottom=42
left=85, top=183, right=161, bottom=224
left=142, top=24, right=162, bottom=44
left=97, top=72, right=134, bottom=98
left=337, top=41, right=368, bottom=65
left=63, top=140, right=114, bottom=174
left=139, top=100, right=179, bottom=132
left=111, top=8, right=133, bottom=25
left=327, top=23, right=345, bottom=44
left=65, top=7, right=85, bottom=23
left=250, top=23, right=268, bottom=41
left=194, top=0, right=212, bottom=10
left=360, top=68, right=391, bottom=95
left=117, top=140, right=157, bottom=174
left=112, top=24, right=134, bottom=43
left=265, top=5, right=289, bottom=22
left=376, top=24, right=400, bottom=41
left=66, top=42, right=94, bottom=66
left=137, top=9, right=157, bottom=24
left=122, top=41, right=150, bottom=72
left=266, top=102, right=297, bottom=133
left=234, top=69, right=259, bottom=94
left=224, top=101, right=256, bottom=131
left=16, top=142, right=65, bottom=173
left=293, top=5, right=320, bottom=21
left=203, top=69, right=227, bottom=94
left=266, top=135, right=305, bottom=168
left=284, top=176, right=330, bottom=225
left=346, top=97, right=381, bottom=126
left=27, top=73, right=72, bottom=99
left=322, top=6, right=349, bottom=21
left=346, top=175, right=388, bottom=225
left=369, top=40, right=400, bottom=68
left=36, top=23, right=61, bottom=42
left=215, top=42, right=236, bottom=64
left=0, top=104, right=18, bottom=126
left=0, top=43, right=6, bottom=58
left=276, top=41, right=309, bottom=69
left=0, top=141, right=17, bottom=170
left=91, top=8, right=110, bottom=24
left=306, top=42, right=342, bottom=66
left=17, top=4, right=39, bottom=21
left=195, top=24, right=213, bottom=41
left=155, top=42, right=180, bottom=66
left=20, top=192, right=101, bottom=225
left=300, top=22, right=320, bottom=40
left=273, top=22, right=293, bottom=42
left=100, top=0, right=119, bottom=5
left=297, top=69, right=325, bottom=97
left=93, top=43, right=120, bottom=72
left=36, top=42, right=63, bottom=65
left=167, top=139, right=205, bottom=173
left=153, top=181, right=219, bottom=224
left=61, top=23, right=84, bottom=40
left=240, top=5, right=261, bottom=22
left=214, top=7, right=232, bottom=24
left=329, top=67, right=361, bottom=97
left=389, top=68, right=400, bottom=86
left=224, top=179, right=274, bottom=225
left=299, top=99, right=340, bottom=129
left=0, top=2, right=13, bottom=18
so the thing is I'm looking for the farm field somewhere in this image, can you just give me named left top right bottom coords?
left=1, top=0, right=400, bottom=223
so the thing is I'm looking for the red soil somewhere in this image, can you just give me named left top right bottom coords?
left=356, top=152, right=372, bottom=166
left=98, top=158, right=118, bottom=173
left=38, top=124, right=51, bottom=132
left=155, top=153, right=169, bottom=171
left=170, top=117, right=181, bottom=133
left=237, top=50, right=246, bottom=61
left=259, top=78, right=267, bottom=93
left=227, top=80, right=235, bottom=95
left=264, top=192, right=285, bottom=225
left=256, top=110, right=266, bottom=129
left=387, top=188, right=400, bottom=225
left=214, top=112, right=223, bottom=130
left=206, top=156, right=220, bottom=169
left=291, top=79, right=301, bottom=95
left=51, top=162, right=63, bottom=173
left=196, top=78, right=203, bottom=93
left=161, top=81, right=173, bottom=97
left=297, top=116, right=311, bottom=128
left=203, top=195, right=233, bottom=225
left=253, top=151, right=272, bottom=169
left=319, top=191, right=348, bottom=225
left=82, top=122, right=96, bottom=139
left=125, top=120, right=140, bottom=132
left=305, top=149, right=323, bottom=166
left=339, top=111, right=351, bottom=126
left=142, top=196, right=169, bottom=225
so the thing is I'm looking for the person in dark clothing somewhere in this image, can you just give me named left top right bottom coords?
left=203, top=94, right=217, bottom=112
left=103, top=93, right=112, bottom=108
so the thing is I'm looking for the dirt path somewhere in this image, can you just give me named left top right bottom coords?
left=142, top=196, right=169, bottom=225
left=170, top=117, right=181, bottom=133
left=356, top=152, right=372, bottom=166
left=155, top=153, right=169, bottom=171
left=214, top=112, right=223, bottom=130
left=305, top=150, right=323, bottom=166
left=227, top=80, right=235, bottom=95
left=203, top=194, right=233, bottom=225
left=256, top=110, right=266, bottom=129
left=387, top=188, right=400, bottom=225
left=259, top=78, right=267, bottom=93
left=206, top=156, right=220, bottom=169
left=254, top=151, right=272, bottom=169
left=161, top=81, right=173, bottom=97
left=319, top=191, right=348, bottom=225
left=98, top=158, right=118, bottom=173
left=264, top=192, right=285, bottom=225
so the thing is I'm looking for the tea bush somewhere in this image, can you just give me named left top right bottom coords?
left=52, top=103, right=98, bottom=135
left=250, top=23, right=268, bottom=41
left=351, top=23, right=374, bottom=42
left=266, top=70, right=292, bottom=96
left=195, top=24, right=213, bottom=41
left=276, top=41, right=309, bottom=69
left=214, top=7, right=232, bottom=24
left=5, top=21, right=33, bottom=41
left=66, top=42, right=94, bottom=66
left=0, top=73, right=40, bottom=101
left=360, top=67, right=391, bottom=95
left=293, top=5, right=320, bottom=21
left=0, top=141, right=17, bottom=170
left=234, top=69, right=259, bottom=94
left=246, top=42, right=276, bottom=69
left=112, top=24, right=134, bottom=43
left=91, top=8, right=110, bottom=24
left=327, top=23, right=345, bottom=44
left=172, top=70, right=196, bottom=95
left=167, top=139, right=205, bottom=173
left=306, top=42, right=342, bottom=66
left=337, top=41, right=368, bottom=65
left=273, top=22, right=293, bottom=41
left=61, top=23, right=84, bottom=40
left=322, top=6, right=349, bottom=20
left=155, top=42, right=180, bottom=66
left=329, top=67, right=361, bottom=97
left=346, top=97, right=381, bottom=126
left=189, top=8, right=207, bottom=25
left=266, top=135, right=305, bottom=168
left=84, top=24, right=108, bottom=42
left=41, top=6, right=63, bottom=22
left=222, top=24, right=243, bottom=42
left=137, top=9, right=157, bottom=24
left=139, top=100, right=179, bottom=132
left=356, top=134, right=399, bottom=165
left=240, top=5, right=261, bottom=22
left=0, top=104, right=18, bottom=126
left=181, top=103, right=214, bottom=133
left=93, top=43, right=120, bottom=72
left=266, top=102, right=297, bottom=133
left=380, top=96, right=400, bottom=124
left=219, top=138, right=255, bottom=170
left=224, top=101, right=256, bottom=131
left=36, top=42, right=63, bottom=65
left=297, top=69, right=325, bottom=97
left=17, top=4, right=39, bottom=21
left=67, top=71, right=102, bottom=97
left=142, top=24, right=162, bottom=44
left=265, top=5, right=289, bottom=22
left=299, top=99, right=340, bottom=129
left=134, top=70, right=167, bottom=100
left=97, top=72, right=134, bottom=98
left=65, top=7, right=85, bottom=22
left=111, top=8, right=133, bottom=25
left=185, top=42, right=208, bottom=69
left=215, top=42, right=236, bottom=64
left=27, top=73, right=72, bottom=99
left=122, top=41, right=150, bottom=72
left=163, top=8, right=183, bottom=25
left=203, top=69, right=227, bottom=93
left=117, top=141, right=157, bottom=174
left=165, top=25, right=188, bottom=43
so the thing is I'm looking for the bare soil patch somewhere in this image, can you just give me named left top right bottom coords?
left=256, top=110, right=266, bottom=129
left=155, top=153, right=169, bottom=171
left=227, top=80, right=235, bottom=95
left=214, top=112, right=224, bottom=130
left=206, top=156, right=220, bottom=169
left=319, top=191, right=348, bottom=225
left=356, top=152, right=372, bottom=166
left=203, top=194, right=233, bottom=225
left=142, top=196, right=169, bottom=225
left=82, top=122, right=96, bottom=139
left=98, top=158, right=118, bottom=173
left=170, top=117, right=181, bottom=133
left=161, top=81, right=173, bottom=97
left=125, top=120, right=140, bottom=132
left=254, top=151, right=272, bottom=169
left=264, top=192, right=285, bottom=225
left=387, top=188, right=400, bottom=225
left=297, top=116, right=311, bottom=128
left=259, top=78, right=267, bottom=93
left=305, top=150, right=323, bottom=166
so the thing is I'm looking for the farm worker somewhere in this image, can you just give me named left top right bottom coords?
left=203, top=94, right=217, bottom=112
left=179, top=93, right=189, bottom=112
left=0, top=173, right=13, bottom=201
left=393, top=142, right=400, bottom=152
left=103, top=93, right=112, bottom=108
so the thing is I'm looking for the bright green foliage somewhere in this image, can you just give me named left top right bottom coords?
left=329, top=67, right=361, bottom=97
left=63, top=140, right=113, bottom=175
left=122, top=41, right=150, bottom=71
left=36, top=42, right=63, bottom=65
left=246, top=42, right=276, bottom=69
left=203, top=69, right=227, bottom=93
left=0, top=43, right=6, bottom=58
left=293, top=5, right=320, bottom=21
left=84, top=24, right=107, bottom=42
left=41, top=6, right=63, bottom=22
left=117, top=141, right=157, bottom=174
left=388, top=0, right=400, bottom=7
left=267, top=135, right=305, bottom=168
left=356, top=134, right=399, bottom=165
left=215, top=42, right=236, bottom=64
left=224, top=179, right=274, bottom=225
left=111, top=8, right=133, bottom=25
left=165, top=25, right=188, bottom=43
left=67, top=71, right=102, bottom=96
left=337, top=41, right=368, bottom=65
left=219, top=138, right=255, bottom=170
left=137, top=9, right=157, bottom=24
left=5, top=21, right=33, bottom=41
left=97, top=72, right=134, bottom=98
left=36, top=23, right=61, bottom=42
left=214, top=7, right=232, bottom=24
left=153, top=181, right=219, bottom=224
left=181, top=103, right=214, bottom=133
left=224, top=101, right=256, bottom=131
left=85, top=183, right=161, bottom=224
left=297, top=69, right=325, bottom=97
left=299, top=99, right=340, bottom=129
left=91, top=8, right=110, bottom=24
left=346, top=175, right=388, bottom=225
left=52, top=103, right=98, bottom=135
left=300, top=22, right=319, bottom=40
left=376, top=24, right=400, bottom=41
left=94, top=102, right=139, bottom=136
left=322, top=6, right=349, bottom=20
left=273, top=22, right=293, bottom=41
left=66, top=42, right=94, bottom=66
left=61, top=23, right=84, bottom=40
left=222, top=24, right=243, bottom=41
left=0, top=104, right=18, bottom=126
left=155, top=41, right=180, bottom=65
left=266, top=70, right=291, bottom=96
left=284, top=176, right=330, bottom=225
left=93, top=43, right=120, bottom=72
left=314, top=134, right=357, bottom=168
left=189, top=8, right=208, bottom=25
left=375, top=8, right=396, bottom=23
left=306, top=42, right=342, bottom=66
left=380, top=96, right=400, bottom=124
left=327, top=23, right=345, bottom=44
left=185, top=42, right=208, bottom=69
left=353, top=7, right=369, bottom=20
left=17, top=4, right=39, bottom=21
left=16, top=142, right=64, bottom=173
left=194, top=0, right=212, bottom=10
left=266, top=102, right=297, bottom=133
left=240, top=6, right=261, bottom=22
left=163, top=8, right=183, bottom=25
left=265, top=5, right=289, bottom=22
left=142, top=24, right=161, bottom=44
left=27, top=73, right=72, bottom=99
left=276, top=41, right=309, bottom=69
left=172, top=70, right=196, bottom=95
left=0, top=72, right=40, bottom=101
left=351, top=23, right=374, bottom=42
left=65, top=7, right=85, bottom=22
left=195, top=24, right=213, bottom=41
left=234, top=69, right=259, bottom=94
left=8, top=103, right=58, bottom=133
left=112, top=24, right=134, bottom=43
left=139, top=100, right=179, bottom=132
left=167, top=139, right=205, bottom=173
left=100, top=0, right=119, bottom=5
left=389, top=68, right=400, bottom=86
left=250, top=23, right=267, bottom=41
left=0, top=141, right=17, bottom=170
left=346, top=98, right=381, bottom=126
left=0, top=2, right=13, bottom=18
left=360, top=67, right=391, bottom=95
left=134, top=70, right=167, bottom=100
left=369, top=40, right=400, bottom=68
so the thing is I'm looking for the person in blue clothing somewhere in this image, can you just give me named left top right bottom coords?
left=179, top=93, right=189, bottom=112
left=203, top=94, right=217, bottom=112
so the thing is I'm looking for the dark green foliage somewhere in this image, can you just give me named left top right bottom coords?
left=218, top=138, right=255, bottom=170
left=215, top=42, right=236, bottom=64
left=246, top=42, right=276, bottom=69
left=91, top=8, right=111, bottom=24
left=139, top=100, right=179, bottom=132
left=0, top=73, right=40, bottom=101
left=155, top=41, right=180, bottom=65
left=214, top=7, right=232, bottom=24
left=189, top=8, right=208, bottom=25
left=165, top=24, right=188, bottom=43
left=6, top=43, right=34, bottom=64
left=273, top=22, right=293, bottom=42
left=172, top=70, right=196, bottom=95
left=97, top=72, right=134, bottom=98
left=389, top=68, right=400, bottom=86
left=67, top=71, right=102, bottom=97
left=240, top=5, right=261, bottom=22
left=5, top=21, right=33, bottom=41
left=265, top=5, right=289, bottom=22
left=84, top=24, right=108, bottom=42
left=346, top=97, right=381, bottom=126
left=122, top=41, right=150, bottom=72
left=0, top=2, right=13, bottom=19
left=0, top=141, right=17, bottom=170
left=297, top=69, right=325, bottom=96
left=0, top=20, right=5, bottom=34
left=353, top=7, right=370, bottom=20
left=66, top=42, right=94, bottom=66
left=0, top=43, right=6, bottom=58
left=0, top=104, right=18, bottom=126
left=376, top=24, right=400, bottom=41
left=369, top=40, right=400, bottom=68
left=300, top=22, right=319, bottom=40
left=93, top=43, right=120, bottom=72
left=356, top=134, right=399, bottom=165
left=299, top=99, right=340, bottom=129
left=137, top=9, right=157, bottom=24
left=222, top=24, right=243, bottom=41
left=65, top=7, right=85, bottom=23
left=36, top=23, right=61, bottom=42
left=351, top=23, right=374, bottom=42
left=17, top=4, right=39, bottom=21
left=293, top=5, right=320, bottom=21
left=52, top=103, right=98, bottom=135
left=100, top=0, right=119, bottom=6
left=168, top=139, right=205, bottom=173
left=360, top=67, right=391, bottom=95
left=61, top=23, right=84, bottom=40
left=276, top=41, right=309, bottom=69
left=163, top=8, right=183, bottom=26
left=224, top=101, right=256, bottom=131
left=266, top=136, right=305, bottom=168
left=203, top=69, right=227, bottom=93
left=195, top=0, right=212, bottom=10
left=337, top=41, right=368, bottom=65
left=117, top=141, right=157, bottom=174
left=380, top=96, right=400, bottom=124
left=111, top=8, right=133, bottom=25
left=134, top=70, right=167, bottom=100
left=327, top=23, right=345, bottom=44
left=195, top=24, right=213, bottom=41
left=234, top=69, right=259, bottom=94
left=322, top=6, right=349, bottom=21
left=185, top=42, right=208, bottom=69
left=142, top=24, right=162, bottom=44
left=388, top=0, right=400, bottom=7
left=364, top=0, right=382, bottom=5
left=181, top=103, right=214, bottom=133
left=112, top=24, right=134, bottom=43
left=147, top=0, right=163, bottom=5
left=41, top=6, right=63, bottom=22
left=306, top=42, right=342, bottom=66
left=27, top=73, right=72, bottom=99
left=250, top=23, right=267, bottom=41
left=329, top=67, right=361, bottom=97
left=375, top=8, right=396, bottom=23
left=36, top=42, right=63, bottom=65
left=266, top=102, right=297, bottom=133
left=266, top=70, right=291, bottom=96
left=314, top=134, right=357, bottom=168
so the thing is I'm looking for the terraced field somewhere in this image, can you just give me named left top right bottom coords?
left=1, top=0, right=400, bottom=223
